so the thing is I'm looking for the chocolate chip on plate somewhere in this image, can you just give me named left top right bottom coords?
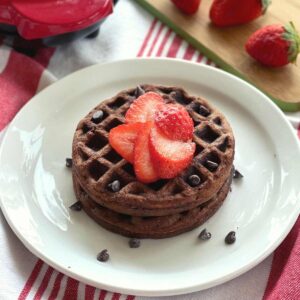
left=225, top=231, right=236, bottom=245
left=188, top=175, right=201, bottom=187
left=198, top=228, right=211, bottom=241
left=97, top=249, right=109, bottom=262
left=134, top=85, right=145, bottom=98
left=233, top=169, right=243, bottom=179
left=108, top=180, right=121, bottom=192
left=206, top=160, right=219, bottom=171
left=66, top=158, right=73, bottom=168
left=129, top=238, right=141, bottom=248
left=92, top=110, right=104, bottom=123
left=69, top=201, right=82, bottom=211
left=198, top=105, right=210, bottom=117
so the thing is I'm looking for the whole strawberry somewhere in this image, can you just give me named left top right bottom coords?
left=210, top=0, right=271, bottom=27
left=171, top=0, right=201, bottom=15
left=245, top=22, right=300, bottom=67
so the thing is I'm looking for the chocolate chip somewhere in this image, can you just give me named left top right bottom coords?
left=233, top=169, right=243, bottom=179
left=188, top=175, right=201, bottom=187
left=225, top=231, right=236, bottom=244
left=205, top=160, right=219, bottom=171
left=129, top=238, right=141, bottom=248
left=92, top=110, right=104, bottom=123
left=198, top=228, right=211, bottom=241
left=97, top=249, right=109, bottom=262
left=66, top=158, right=73, bottom=168
left=108, top=180, right=121, bottom=192
left=69, top=201, right=82, bottom=211
left=134, top=85, right=145, bottom=98
left=198, top=105, right=210, bottom=117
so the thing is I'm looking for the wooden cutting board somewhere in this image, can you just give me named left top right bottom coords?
left=136, top=0, right=300, bottom=111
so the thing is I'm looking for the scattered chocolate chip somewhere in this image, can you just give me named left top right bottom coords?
left=198, top=228, right=211, bottom=241
left=108, top=180, right=121, bottom=192
left=198, top=105, right=210, bottom=117
left=66, top=158, right=73, bottom=168
left=97, top=249, right=109, bottom=262
left=225, top=231, right=236, bottom=245
left=92, top=110, right=104, bottom=123
left=69, top=201, right=82, bottom=211
left=129, top=238, right=141, bottom=248
left=205, top=160, right=219, bottom=171
left=188, top=175, right=201, bottom=187
left=134, top=85, right=145, bottom=98
left=233, top=169, right=243, bottom=179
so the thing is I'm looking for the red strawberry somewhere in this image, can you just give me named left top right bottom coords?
left=171, top=0, right=201, bottom=15
left=149, top=126, right=195, bottom=179
left=108, top=123, right=143, bottom=163
left=134, top=122, right=159, bottom=183
left=125, top=92, right=164, bottom=124
left=154, top=104, right=194, bottom=142
left=210, top=0, right=271, bottom=27
left=245, top=22, right=300, bottom=67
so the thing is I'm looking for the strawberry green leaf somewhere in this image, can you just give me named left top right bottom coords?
left=283, top=22, right=300, bottom=64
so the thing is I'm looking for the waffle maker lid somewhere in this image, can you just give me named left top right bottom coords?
left=0, top=0, right=113, bottom=40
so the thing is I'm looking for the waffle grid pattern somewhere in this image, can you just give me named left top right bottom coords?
left=72, top=85, right=234, bottom=216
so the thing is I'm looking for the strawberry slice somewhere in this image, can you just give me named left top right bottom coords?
left=154, top=104, right=194, bottom=142
left=125, top=92, right=164, bottom=124
left=149, top=126, right=196, bottom=179
left=134, top=122, right=159, bottom=183
left=108, top=123, right=143, bottom=163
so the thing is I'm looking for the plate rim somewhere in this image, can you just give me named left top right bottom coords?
left=1, top=58, right=300, bottom=296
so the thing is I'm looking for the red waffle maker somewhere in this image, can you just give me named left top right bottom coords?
left=0, top=0, right=117, bottom=53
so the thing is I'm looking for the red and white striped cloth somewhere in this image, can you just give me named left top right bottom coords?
left=0, top=1, right=299, bottom=299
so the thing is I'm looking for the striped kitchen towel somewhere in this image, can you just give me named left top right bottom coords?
left=0, top=1, right=299, bottom=299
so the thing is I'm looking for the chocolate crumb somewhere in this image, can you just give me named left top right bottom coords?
left=129, top=238, right=141, bottom=248
left=66, top=158, right=73, bottom=168
left=225, top=231, right=236, bottom=245
left=198, top=228, right=211, bottom=241
left=233, top=169, right=243, bottom=179
left=69, top=201, right=82, bottom=211
left=97, top=249, right=109, bottom=262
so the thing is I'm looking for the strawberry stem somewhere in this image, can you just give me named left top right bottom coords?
left=283, top=22, right=300, bottom=64
left=261, top=0, right=271, bottom=14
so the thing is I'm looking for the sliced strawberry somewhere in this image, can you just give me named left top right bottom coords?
left=108, top=123, right=143, bottom=163
left=149, top=126, right=196, bottom=179
left=125, top=92, right=164, bottom=124
left=154, top=104, right=194, bottom=142
left=134, top=122, right=160, bottom=183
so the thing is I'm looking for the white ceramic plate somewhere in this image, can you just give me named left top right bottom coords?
left=1, top=59, right=300, bottom=297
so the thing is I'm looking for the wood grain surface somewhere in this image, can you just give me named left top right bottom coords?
left=137, top=0, right=300, bottom=111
